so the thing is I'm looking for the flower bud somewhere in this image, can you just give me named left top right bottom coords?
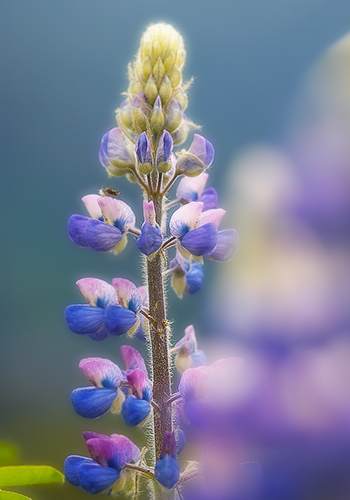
left=159, top=75, right=173, bottom=104
left=150, top=95, right=164, bottom=134
left=153, top=57, right=166, bottom=85
left=165, top=99, right=182, bottom=133
left=144, top=74, right=158, bottom=105
left=135, top=132, right=153, bottom=175
left=156, top=130, right=173, bottom=173
left=176, top=134, right=214, bottom=177
left=99, top=128, right=135, bottom=176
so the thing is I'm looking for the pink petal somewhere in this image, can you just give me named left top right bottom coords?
left=112, top=278, right=141, bottom=312
left=98, top=197, right=136, bottom=231
left=76, top=278, right=117, bottom=307
left=169, top=202, right=203, bottom=238
left=79, top=357, right=122, bottom=389
left=198, top=208, right=226, bottom=228
left=82, top=195, right=103, bottom=219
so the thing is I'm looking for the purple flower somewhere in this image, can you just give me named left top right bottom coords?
left=65, top=432, right=140, bottom=495
left=68, top=194, right=136, bottom=254
left=136, top=201, right=162, bottom=256
left=65, top=278, right=118, bottom=340
left=120, top=345, right=153, bottom=426
left=99, top=127, right=135, bottom=176
left=176, top=134, right=214, bottom=177
left=71, top=358, right=123, bottom=419
left=104, top=278, right=143, bottom=337
left=169, top=202, right=225, bottom=257
left=70, top=346, right=152, bottom=425
left=176, top=172, right=218, bottom=210
left=171, top=325, right=207, bottom=373
left=154, top=431, right=180, bottom=489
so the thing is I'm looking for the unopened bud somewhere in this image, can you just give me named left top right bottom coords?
left=144, top=74, right=158, bottom=105
left=150, top=96, right=164, bottom=134
left=159, top=76, right=173, bottom=104
left=135, top=132, right=153, bottom=175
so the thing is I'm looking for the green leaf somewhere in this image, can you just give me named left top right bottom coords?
left=0, top=443, right=19, bottom=466
left=0, top=490, right=32, bottom=499
left=0, top=466, right=64, bottom=487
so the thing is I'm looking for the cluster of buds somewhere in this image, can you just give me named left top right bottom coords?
left=63, top=22, right=257, bottom=500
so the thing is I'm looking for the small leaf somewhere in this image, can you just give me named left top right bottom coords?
left=0, top=466, right=64, bottom=487
left=0, top=490, right=32, bottom=500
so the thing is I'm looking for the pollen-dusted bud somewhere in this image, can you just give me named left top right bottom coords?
left=168, top=66, right=182, bottom=88
left=135, top=132, right=153, bottom=175
left=150, top=96, right=164, bottom=134
left=153, top=57, right=166, bottom=85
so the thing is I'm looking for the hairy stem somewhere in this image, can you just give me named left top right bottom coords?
left=147, top=189, right=172, bottom=463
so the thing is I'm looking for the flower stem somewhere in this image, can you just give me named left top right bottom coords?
left=147, top=190, right=172, bottom=462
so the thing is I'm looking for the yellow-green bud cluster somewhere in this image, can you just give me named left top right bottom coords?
left=117, top=23, right=190, bottom=151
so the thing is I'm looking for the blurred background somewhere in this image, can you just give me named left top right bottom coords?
left=2, top=1, right=350, bottom=498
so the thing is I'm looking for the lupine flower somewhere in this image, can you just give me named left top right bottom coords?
left=65, top=278, right=117, bottom=340
left=120, top=345, right=153, bottom=426
left=205, top=228, right=239, bottom=262
left=70, top=346, right=152, bottom=426
left=154, top=431, right=180, bottom=489
left=68, top=194, right=136, bottom=254
left=169, top=250, right=204, bottom=297
left=171, top=325, right=207, bottom=373
left=133, top=285, right=149, bottom=341
left=65, top=278, right=144, bottom=340
left=104, top=278, right=143, bottom=337
left=99, top=127, right=136, bottom=177
left=176, top=172, right=218, bottom=210
left=136, top=201, right=162, bottom=256
left=169, top=201, right=226, bottom=258
left=71, top=357, right=123, bottom=418
left=176, top=134, right=214, bottom=177
left=65, top=432, right=140, bottom=495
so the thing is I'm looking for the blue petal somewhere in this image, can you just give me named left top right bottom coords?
left=190, top=350, right=207, bottom=367
left=78, top=462, right=119, bottom=494
left=155, top=455, right=180, bottom=489
left=64, top=455, right=93, bottom=487
left=183, top=400, right=211, bottom=429
left=198, top=188, right=218, bottom=210
left=65, top=305, right=105, bottom=334
left=122, top=395, right=151, bottom=426
left=68, top=215, right=89, bottom=248
left=181, top=222, right=218, bottom=256
left=136, top=221, right=162, bottom=256
left=135, top=131, right=152, bottom=165
left=185, top=264, right=204, bottom=294
left=71, top=387, right=117, bottom=418
left=86, top=219, right=123, bottom=251
left=104, top=305, right=137, bottom=336
left=206, top=229, right=239, bottom=261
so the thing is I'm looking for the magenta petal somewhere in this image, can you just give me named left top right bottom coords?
left=127, top=368, right=152, bottom=401
left=121, top=345, right=147, bottom=374
left=110, top=434, right=140, bottom=463
left=79, top=357, right=122, bottom=389
left=86, top=437, right=126, bottom=470
left=82, top=195, right=103, bottom=219
left=178, top=366, right=210, bottom=401
left=199, top=208, right=226, bottom=228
